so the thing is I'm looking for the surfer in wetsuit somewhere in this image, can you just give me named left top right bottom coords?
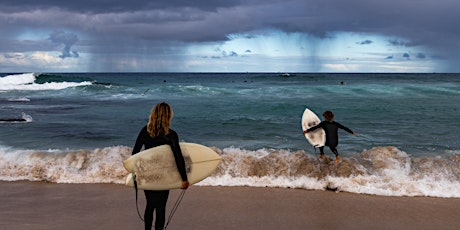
left=303, top=110, right=358, bottom=163
left=132, top=102, right=189, bottom=230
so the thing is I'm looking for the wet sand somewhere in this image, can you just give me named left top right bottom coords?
left=1, top=181, right=459, bottom=230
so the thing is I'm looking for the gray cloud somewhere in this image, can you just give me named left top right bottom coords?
left=388, top=39, right=409, bottom=47
left=48, top=31, right=79, bottom=59
left=4, top=53, right=25, bottom=59
left=0, top=0, right=245, bottom=13
left=416, top=53, right=426, bottom=59
left=1, top=0, right=460, bottom=71
left=358, top=40, right=373, bottom=45
left=3, top=1, right=458, bottom=44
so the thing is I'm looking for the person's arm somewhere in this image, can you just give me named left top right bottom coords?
left=336, top=122, right=359, bottom=136
left=167, top=131, right=189, bottom=189
left=131, top=126, right=146, bottom=155
left=304, top=121, right=323, bottom=134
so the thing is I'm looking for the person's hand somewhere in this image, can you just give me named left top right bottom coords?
left=353, top=132, right=359, bottom=137
left=181, top=181, right=190, bottom=189
left=303, top=130, right=308, bottom=134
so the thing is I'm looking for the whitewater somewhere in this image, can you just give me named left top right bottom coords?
left=0, top=72, right=459, bottom=198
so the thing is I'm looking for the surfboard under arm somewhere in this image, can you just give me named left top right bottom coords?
left=123, top=143, right=221, bottom=190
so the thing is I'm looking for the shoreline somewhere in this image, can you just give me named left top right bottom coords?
left=1, top=181, right=459, bottom=230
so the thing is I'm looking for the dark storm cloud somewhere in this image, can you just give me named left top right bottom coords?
left=1, top=0, right=460, bottom=70
left=2, top=0, right=459, bottom=44
left=48, top=31, right=79, bottom=59
left=388, top=39, right=409, bottom=47
left=0, top=0, right=244, bottom=13
left=358, top=40, right=373, bottom=45
left=416, top=53, right=426, bottom=59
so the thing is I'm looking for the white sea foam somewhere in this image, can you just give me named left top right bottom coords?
left=1, top=144, right=458, bottom=198
left=7, top=97, right=31, bottom=102
left=0, top=145, right=131, bottom=183
left=0, top=73, right=36, bottom=85
left=0, top=73, right=92, bottom=91
left=21, top=112, right=33, bottom=122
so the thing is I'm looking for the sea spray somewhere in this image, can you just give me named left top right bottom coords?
left=0, top=72, right=92, bottom=91
left=1, top=72, right=459, bottom=197
left=0, top=146, right=131, bottom=183
left=1, top=145, right=458, bottom=197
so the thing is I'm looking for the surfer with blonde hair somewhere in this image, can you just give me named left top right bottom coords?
left=132, top=102, right=189, bottom=230
left=304, top=110, right=358, bottom=163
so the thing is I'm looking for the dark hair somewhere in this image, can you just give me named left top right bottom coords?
left=322, top=111, right=334, bottom=121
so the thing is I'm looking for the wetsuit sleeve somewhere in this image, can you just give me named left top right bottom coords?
left=131, top=126, right=147, bottom=155
left=307, top=121, right=325, bottom=132
left=167, top=131, right=188, bottom=182
left=336, top=122, right=354, bottom=134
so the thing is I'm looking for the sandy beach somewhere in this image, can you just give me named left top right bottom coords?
left=1, top=181, right=459, bottom=230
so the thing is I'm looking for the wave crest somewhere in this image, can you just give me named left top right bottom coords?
left=203, top=146, right=460, bottom=197
left=0, top=146, right=131, bottom=183
left=0, top=73, right=92, bottom=91
left=1, top=145, right=458, bottom=197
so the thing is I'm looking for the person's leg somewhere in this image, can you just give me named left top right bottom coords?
left=154, top=190, right=170, bottom=230
left=144, top=191, right=155, bottom=230
left=319, top=146, right=325, bottom=160
left=330, top=146, right=340, bottom=163
left=154, top=206, right=166, bottom=230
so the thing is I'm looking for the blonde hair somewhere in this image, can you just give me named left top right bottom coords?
left=147, top=102, right=173, bottom=137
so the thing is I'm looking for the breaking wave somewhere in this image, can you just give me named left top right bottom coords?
left=0, top=145, right=458, bottom=198
left=0, top=73, right=92, bottom=91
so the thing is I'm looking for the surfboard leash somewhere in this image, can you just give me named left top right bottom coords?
left=132, top=173, right=145, bottom=222
left=132, top=172, right=187, bottom=229
left=164, top=189, right=186, bottom=229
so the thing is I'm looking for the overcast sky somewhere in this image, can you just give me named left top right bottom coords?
left=1, top=0, right=459, bottom=72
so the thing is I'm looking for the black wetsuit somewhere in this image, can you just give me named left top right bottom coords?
left=132, top=126, right=188, bottom=230
left=307, top=121, right=354, bottom=156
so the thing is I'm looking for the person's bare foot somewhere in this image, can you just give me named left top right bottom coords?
left=334, top=155, right=341, bottom=164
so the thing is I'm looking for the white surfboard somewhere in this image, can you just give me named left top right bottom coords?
left=123, top=143, right=221, bottom=190
left=301, top=108, right=326, bottom=148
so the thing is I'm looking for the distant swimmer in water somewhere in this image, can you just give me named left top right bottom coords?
left=340, top=81, right=346, bottom=85
left=303, top=111, right=358, bottom=164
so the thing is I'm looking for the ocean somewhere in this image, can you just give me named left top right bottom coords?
left=1, top=72, right=459, bottom=197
